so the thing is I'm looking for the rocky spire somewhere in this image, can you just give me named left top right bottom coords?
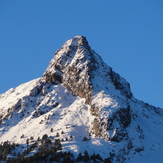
left=43, top=35, right=132, bottom=105
left=42, top=35, right=134, bottom=141
left=43, top=36, right=94, bottom=104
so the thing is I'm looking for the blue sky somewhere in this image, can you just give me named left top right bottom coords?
left=0, top=0, right=163, bottom=108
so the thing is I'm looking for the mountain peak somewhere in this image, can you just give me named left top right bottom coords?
left=43, top=35, right=94, bottom=104
left=62, top=35, right=89, bottom=49
left=1, top=36, right=163, bottom=162
left=43, top=36, right=132, bottom=103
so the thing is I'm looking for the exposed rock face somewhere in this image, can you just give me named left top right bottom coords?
left=109, top=69, right=132, bottom=99
left=107, top=106, right=131, bottom=142
left=90, top=105, right=131, bottom=142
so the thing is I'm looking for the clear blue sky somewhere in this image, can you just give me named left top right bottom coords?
left=0, top=0, right=163, bottom=108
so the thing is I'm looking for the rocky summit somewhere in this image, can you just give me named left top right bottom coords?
left=0, top=36, right=163, bottom=163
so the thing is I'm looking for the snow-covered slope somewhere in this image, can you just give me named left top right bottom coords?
left=0, top=36, right=163, bottom=163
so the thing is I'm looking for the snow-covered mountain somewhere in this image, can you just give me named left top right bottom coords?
left=0, top=35, right=163, bottom=163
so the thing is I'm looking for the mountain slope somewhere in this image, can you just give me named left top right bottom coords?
left=0, top=35, right=163, bottom=163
